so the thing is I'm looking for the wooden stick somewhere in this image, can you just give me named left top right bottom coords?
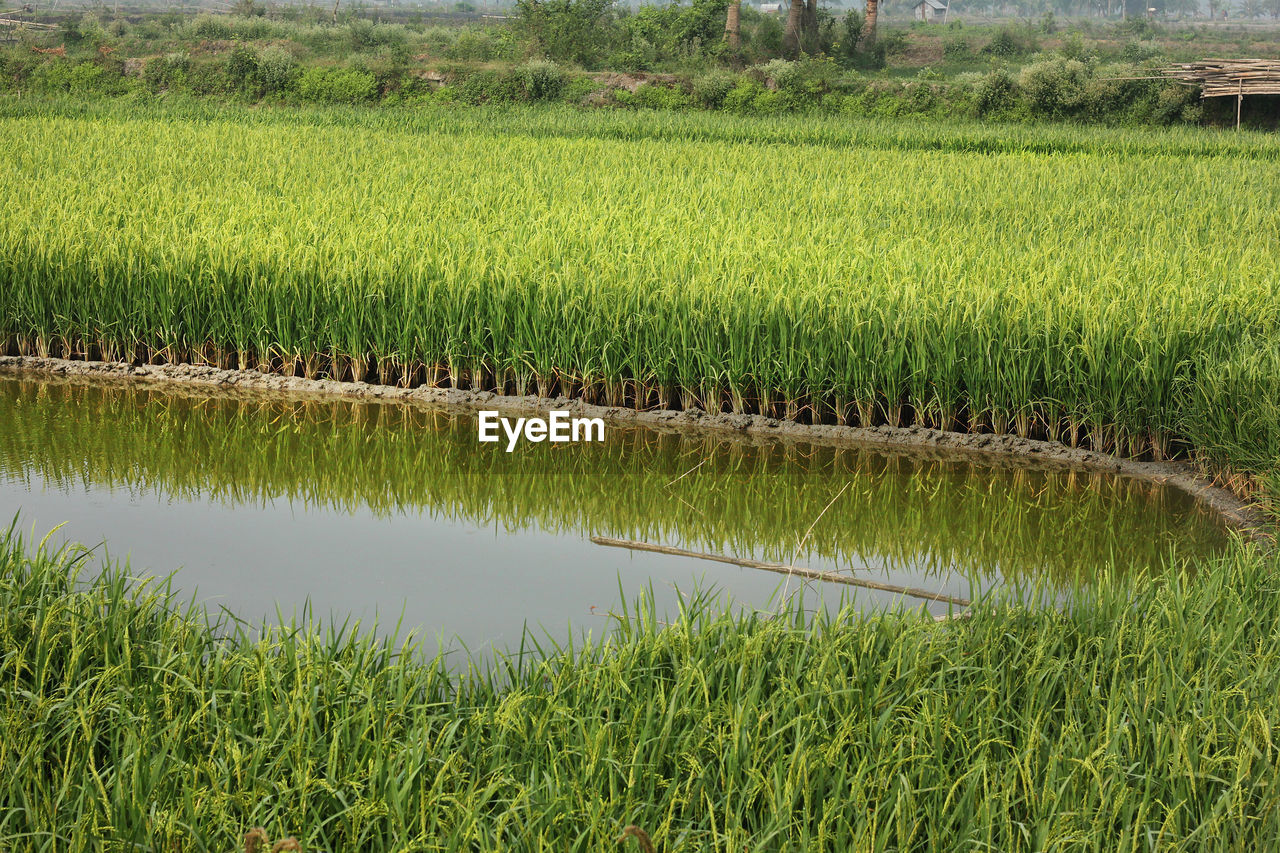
left=590, top=536, right=971, bottom=607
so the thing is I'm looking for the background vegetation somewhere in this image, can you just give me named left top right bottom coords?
left=3, top=4, right=1279, bottom=126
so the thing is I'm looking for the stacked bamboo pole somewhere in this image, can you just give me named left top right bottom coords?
left=1162, top=59, right=1280, bottom=97
left=1162, top=60, right=1280, bottom=129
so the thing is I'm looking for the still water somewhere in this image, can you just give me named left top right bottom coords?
left=0, top=375, right=1230, bottom=654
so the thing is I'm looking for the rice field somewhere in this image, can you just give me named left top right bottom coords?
left=3, top=523, right=1279, bottom=851
left=2, top=100, right=1279, bottom=478
left=3, top=97, right=1280, bottom=850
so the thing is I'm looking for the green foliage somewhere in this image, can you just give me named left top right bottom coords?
left=455, top=68, right=521, bottom=104
left=514, top=0, right=616, bottom=67
left=615, top=81, right=692, bottom=110
left=691, top=69, right=737, bottom=108
left=447, top=29, right=504, bottom=61
left=752, top=56, right=840, bottom=103
left=834, top=9, right=865, bottom=64
left=1121, top=38, right=1164, bottom=63
left=836, top=12, right=885, bottom=71
left=560, top=74, right=603, bottom=103
left=1, top=524, right=1278, bottom=849
left=59, top=12, right=85, bottom=45
left=292, top=66, right=378, bottom=104
left=255, top=45, right=296, bottom=94
left=67, top=62, right=110, bottom=95
left=346, top=19, right=409, bottom=51
left=225, top=43, right=259, bottom=90
left=142, top=52, right=192, bottom=91
left=1018, top=57, right=1089, bottom=118
left=191, top=13, right=233, bottom=40
left=511, top=59, right=569, bottom=100
left=982, top=24, right=1037, bottom=58
left=617, top=0, right=730, bottom=68
left=942, top=33, right=973, bottom=61
left=1058, top=31, right=1092, bottom=62
left=973, top=66, right=1018, bottom=116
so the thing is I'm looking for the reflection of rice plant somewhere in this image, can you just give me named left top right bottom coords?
left=0, top=378, right=1231, bottom=584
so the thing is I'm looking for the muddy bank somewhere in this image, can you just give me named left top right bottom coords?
left=2, top=355, right=1271, bottom=543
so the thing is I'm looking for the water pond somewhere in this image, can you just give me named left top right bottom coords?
left=0, top=375, right=1231, bottom=654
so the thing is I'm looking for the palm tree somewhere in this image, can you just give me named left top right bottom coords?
left=865, top=0, right=879, bottom=45
left=724, top=0, right=742, bottom=53
left=784, top=0, right=805, bottom=57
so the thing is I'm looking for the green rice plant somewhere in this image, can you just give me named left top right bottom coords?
left=0, top=99, right=1278, bottom=477
left=1, top=520, right=1278, bottom=850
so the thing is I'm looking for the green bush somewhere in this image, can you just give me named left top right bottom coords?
left=1059, top=31, right=1091, bottom=61
left=753, top=56, right=840, bottom=101
left=67, top=62, right=109, bottom=95
left=615, top=82, right=692, bottom=110
left=1154, top=83, right=1197, bottom=125
left=347, top=20, right=408, bottom=51
left=225, top=43, right=259, bottom=90
left=691, top=70, right=738, bottom=109
left=754, top=58, right=798, bottom=90
left=942, top=34, right=973, bottom=61
left=1121, top=39, right=1163, bottom=63
left=419, top=26, right=457, bottom=55
left=720, top=77, right=765, bottom=113
left=191, top=14, right=232, bottom=40
left=446, top=30, right=498, bottom=61
left=511, top=59, right=568, bottom=101
left=560, top=75, right=603, bottom=104
left=143, top=53, right=192, bottom=92
left=455, top=69, right=521, bottom=104
left=1018, top=57, right=1090, bottom=118
left=974, top=67, right=1018, bottom=116
left=982, top=25, right=1037, bottom=58
left=256, top=46, right=296, bottom=94
left=28, top=59, right=73, bottom=93
left=834, top=10, right=866, bottom=67
left=293, top=66, right=378, bottom=104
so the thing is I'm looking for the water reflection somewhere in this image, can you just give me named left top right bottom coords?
left=0, top=375, right=1229, bottom=650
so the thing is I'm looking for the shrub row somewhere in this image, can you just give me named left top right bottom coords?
left=0, top=49, right=1210, bottom=126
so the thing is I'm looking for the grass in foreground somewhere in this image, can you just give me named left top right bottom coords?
left=2, top=525, right=1278, bottom=850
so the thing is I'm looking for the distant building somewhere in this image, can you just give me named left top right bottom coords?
left=913, top=0, right=947, bottom=21
left=758, top=2, right=784, bottom=13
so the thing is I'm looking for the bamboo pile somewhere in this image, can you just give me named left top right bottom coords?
left=1163, top=59, right=1280, bottom=97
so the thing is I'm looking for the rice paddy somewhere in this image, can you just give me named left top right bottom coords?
left=2, top=100, right=1279, bottom=477
left=3, top=95, right=1279, bottom=850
